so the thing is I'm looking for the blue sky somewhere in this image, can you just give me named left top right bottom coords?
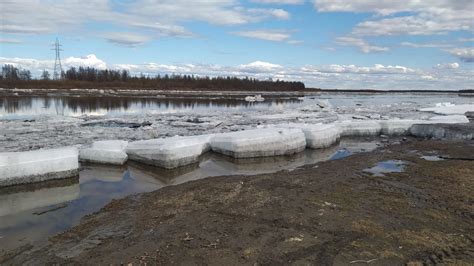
left=1, top=0, right=473, bottom=90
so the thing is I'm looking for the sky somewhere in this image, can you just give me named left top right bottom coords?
left=0, top=0, right=473, bottom=90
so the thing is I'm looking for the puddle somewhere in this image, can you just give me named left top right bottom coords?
left=420, top=155, right=444, bottom=161
left=0, top=137, right=380, bottom=252
left=364, top=160, right=406, bottom=177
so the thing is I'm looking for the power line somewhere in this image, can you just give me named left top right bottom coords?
left=51, top=38, right=63, bottom=80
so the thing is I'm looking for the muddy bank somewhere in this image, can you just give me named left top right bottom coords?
left=2, top=139, right=474, bottom=265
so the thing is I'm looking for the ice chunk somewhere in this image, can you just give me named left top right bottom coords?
left=338, top=120, right=382, bottom=136
left=126, top=135, right=212, bottom=169
left=420, top=103, right=474, bottom=115
left=0, top=147, right=79, bottom=187
left=274, top=123, right=341, bottom=149
left=210, top=128, right=306, bottom=158
left=79, top=140, right=128, bottom=165
left=380, top=119, right=423, bottom=135
left=0, top=182, right=79, bottom=217
left=410, top=123, right=473, bottom=140
left=428, top=115, right=470, bottom=124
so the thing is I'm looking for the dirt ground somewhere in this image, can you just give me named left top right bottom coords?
left=2, top=138, right=473, bottom=265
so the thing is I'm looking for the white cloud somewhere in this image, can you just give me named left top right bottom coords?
left=314, top=0, right=474, bottom=37
left=238, top=61, right=283, bottom=73
left=401, top=42, right=452, bottom=48
left=104, top=33, right=151, bottom=47
left=313, top=0, right=473, bottom=16
left=1, top=0, right=292, bottom=45
left=448, top=48, right=474, bottom=63
left=0, top=38, right=23, bottom=44
left=0, top=54, right=107, bottom=73
left=435, top=62, right=460, bottom=69
left=352, top=15, right=472, bottom=36
left=335, top=37, right=389, bottom=53
left=63, top=55, right=108, bottom=69
left=303, top=64, right=417, bottom=75
left=252, top=0, right=303, bottom=4
left=232, top=30, right=293, bottom=42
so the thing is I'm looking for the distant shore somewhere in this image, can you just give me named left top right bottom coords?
left=0, top=87, right=472, bottom=99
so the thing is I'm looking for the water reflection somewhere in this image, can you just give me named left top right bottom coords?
left=0, top=96, right=302, bottom=119
left=0, top=137, right=379, bottom=252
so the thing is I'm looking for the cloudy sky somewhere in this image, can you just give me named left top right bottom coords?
left=1, top=0, right=473, bottom=90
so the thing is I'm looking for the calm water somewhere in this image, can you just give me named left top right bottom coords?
left=0, top=93, right=472, bottom=119
left=0, top=138, right=379, bottom=252
left=0, top=96, right=303, bottom=119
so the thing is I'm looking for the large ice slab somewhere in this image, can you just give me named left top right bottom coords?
left=338, top=120, right=382, bottom=137
left=210, top=128, right=306, bottom=158
left=0, top=147, right=79, bottom=187
left=420, top=103, right=474, bottom=115
left=79, top=140, right=128, bottom=165
left=274, top=123, right=341, bottom=149
left=126, top=135, right=212, bottom=169
left=427, top=115, right=470, bottom=124
left=410, top=123, right=474, bottom=140
left=380, top=119, right=423, bottom=135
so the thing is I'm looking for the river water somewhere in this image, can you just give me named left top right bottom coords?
left=1, top=93, right=472, bottom=119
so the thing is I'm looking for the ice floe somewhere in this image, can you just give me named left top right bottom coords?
left=126, top=135, right=212, bottom=169
left=338, top=120, right=382, bottom=137
left=0, top=147, right=79, bottom=187
left=274, top=123, right=341, bottom=149
left=79, top=140, right=129, bottom=165
left=420, top=103, right=474, bottom=115
left=210, top=128, right=306, bottom=158
left=409, top=123, right=473, bottom=140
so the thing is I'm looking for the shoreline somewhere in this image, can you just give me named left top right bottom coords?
left=1, top=87, right=472, bottom=98
left=2, top=138, right=473, bottom=264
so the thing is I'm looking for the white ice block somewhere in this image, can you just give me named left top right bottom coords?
left=79, top=140, right=128, bottom=165
left=427, top=115, right=470, bottom=124
left=274, top=123, right=341, bottom=149
left=126, top=135, right=212, bottom=169
left=420, top=103, right=474, bottom=115
left=0, top=147, right=79, bottom=187
left=338, top=120, right=382, bottom=136
left=210, top=128, right=306, bottom=158
left=380, top=119, right=423, bottom=135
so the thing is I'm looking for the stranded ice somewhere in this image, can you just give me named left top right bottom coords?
left=274, top=123, right=341, bottom=149
left=0, top=147, right=79, bottom=187
left=79, top=140, right=129, bottom=165
left=126, top=135, right=212, bottom=169
left=210, top=128, right=306, bottom=158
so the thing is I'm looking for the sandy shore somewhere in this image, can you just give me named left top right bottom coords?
left=2, top=138, right=473, bottom=265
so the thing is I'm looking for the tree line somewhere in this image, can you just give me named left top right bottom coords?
left=0, top=64, right=306, bottom=91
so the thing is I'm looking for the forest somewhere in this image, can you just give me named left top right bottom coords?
left=0, top=64, right=306, bottom=91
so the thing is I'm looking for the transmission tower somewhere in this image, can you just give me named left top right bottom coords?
left=51, top=38, right=63, bottom=80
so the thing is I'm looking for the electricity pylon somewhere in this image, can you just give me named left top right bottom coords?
left=51, top=38, right=63, bottom=80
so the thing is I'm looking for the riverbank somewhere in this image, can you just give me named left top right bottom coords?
left=3, top=138, right=473, bottom=265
